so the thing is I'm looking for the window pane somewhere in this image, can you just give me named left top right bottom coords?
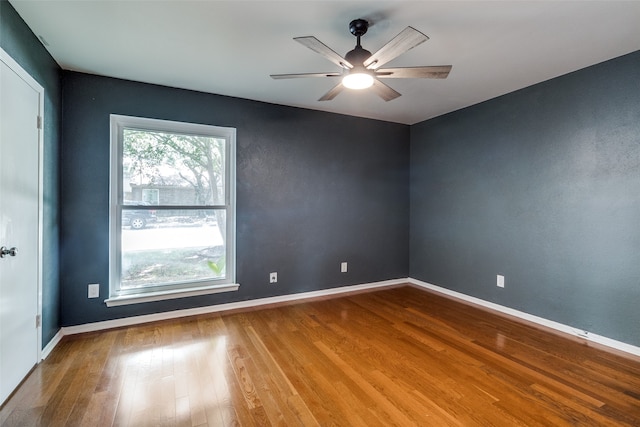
left=121, top=209, right=226, bottom=290
left=110, top=115, right=236, bottom=301
left=122, top=129, right=226, bottom=206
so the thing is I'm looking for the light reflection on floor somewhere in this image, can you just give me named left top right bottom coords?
left=112, top=335, right=230, bottom=425
left=496, top=332, right=505, bottom=350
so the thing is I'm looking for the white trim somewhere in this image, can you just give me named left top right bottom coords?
left=42, top=276, right=640, bottom=360
left=62, top=279, right=405, bottom=336
left=0, top=47, right=45, bottom=362
left=408, top=278, right=640, bottom=358
left=0, top=48, right=43, bottom=90
left=104, top=283, right=240, bottom=307
left=40, top=330, right=63, bottom=360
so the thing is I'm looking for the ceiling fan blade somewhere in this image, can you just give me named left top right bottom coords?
left=375, top=65, right=452, bottom=79
left=318, top=82, right=345, bottom=101
left=294, top=36, right=353, bottom=69
left=363, top=27, right=429, bottom=70
left=271, top=72, right=342, bottom=79
left=371, top=79, right=401, bottom=102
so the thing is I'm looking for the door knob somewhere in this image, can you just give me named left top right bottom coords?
left=0, top=246, right=17, bottom=258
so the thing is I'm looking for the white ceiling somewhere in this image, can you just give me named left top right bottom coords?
left=9, top=1, right=640, bottom=125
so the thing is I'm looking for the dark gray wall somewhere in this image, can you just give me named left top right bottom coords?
left=1, top=0, right=61, bottom=346
left=60, top=72, right=409, bottom=326
left=6, top=0, right=639, bottom=348
left=410, top=51, right=640, bottom=346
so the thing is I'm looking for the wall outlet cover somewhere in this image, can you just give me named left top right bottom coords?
left=88, top=283, right=100, bottom=298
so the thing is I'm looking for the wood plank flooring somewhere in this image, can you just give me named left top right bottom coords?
left=1, top=285, right=639, bottom=426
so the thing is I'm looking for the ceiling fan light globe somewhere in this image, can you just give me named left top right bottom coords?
left=342, top=73, right=374, bottom=90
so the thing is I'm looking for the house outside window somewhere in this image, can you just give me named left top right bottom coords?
left=141, top=188, right=159, bottom=205
left=107, top=115, right=238, bottom=306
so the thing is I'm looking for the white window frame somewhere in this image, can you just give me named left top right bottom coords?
left=106, top=115, right=238, bottom=307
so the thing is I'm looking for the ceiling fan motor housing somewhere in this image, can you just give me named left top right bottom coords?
left=345, top=45, right=372, bottom=67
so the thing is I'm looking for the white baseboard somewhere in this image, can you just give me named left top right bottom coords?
left=41, top=329, right=63, bottom=360
left=58, top=278, right=406, bottom=337
left=42, top=277, right=640, bottom=360
left=408, top=278, right=640, bottom=358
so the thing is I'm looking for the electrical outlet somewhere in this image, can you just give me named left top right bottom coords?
left=88, top=283, right=100, bottom=298
left=341, top=262, right=348, bottom=273
left=270, top=272, right=277, bottom=284
left=497, top=275, right=505, bottom=288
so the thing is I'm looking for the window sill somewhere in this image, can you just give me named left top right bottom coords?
left=105, top=283, right=240, bottom=307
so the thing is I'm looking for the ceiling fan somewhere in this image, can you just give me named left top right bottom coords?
left=270, top=19, right=452, bottom=102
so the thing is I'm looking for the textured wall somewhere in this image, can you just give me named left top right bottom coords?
left=1, top=0, right=61, bottom=346
left=6, top=0, right=639, bottom=348
left=60, top=72, right=409, bottom=326
left=410, top=51, right=640, bottom=346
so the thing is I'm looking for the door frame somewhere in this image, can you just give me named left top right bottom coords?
left=0, top=47, right=44, bottom=361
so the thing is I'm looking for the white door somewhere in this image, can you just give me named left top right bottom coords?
left=0, top=49, right=43, bottom=405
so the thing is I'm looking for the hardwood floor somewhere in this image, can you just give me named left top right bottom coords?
left=2, top=285, right=639, bottom=426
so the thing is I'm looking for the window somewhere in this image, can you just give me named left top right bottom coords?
left=107, top=115, right=238, bottom=306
